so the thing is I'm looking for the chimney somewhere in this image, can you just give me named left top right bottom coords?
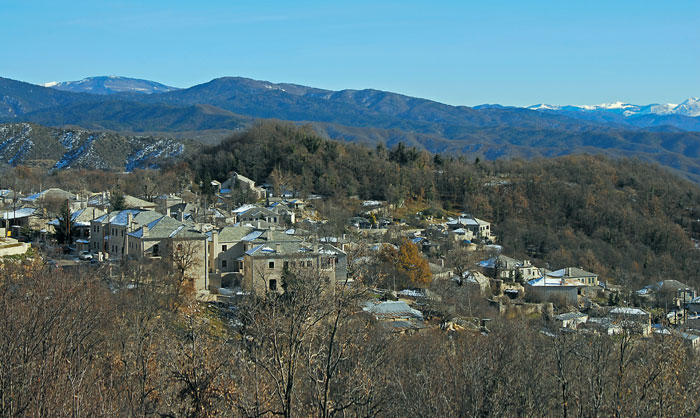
left=166, top=207, right=171, bottom=217
left=127, top=212, right=133, bottom=231
left=275, top=243, right=281, bottom=253
left=142, top=225, right=148, bottom=237
left=177, top=209, right=184, bottom=222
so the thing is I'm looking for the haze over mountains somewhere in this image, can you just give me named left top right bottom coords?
left=1, top=75, right=700, bottom=180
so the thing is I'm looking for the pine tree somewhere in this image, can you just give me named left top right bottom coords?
left=110, top=188, right=126, bottom=211
left=54, top=199, right=74, bottom=245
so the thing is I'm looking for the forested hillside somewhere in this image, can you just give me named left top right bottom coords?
left=190, top=122, right=700, bottom=290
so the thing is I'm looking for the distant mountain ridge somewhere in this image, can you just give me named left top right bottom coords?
left=45, top=76, right=178, bottom=95
left=2, top=75, right=700, bottom=181
left=526, top=98, right=700, bottom=131
left=528, top=97, right=700, bottom=117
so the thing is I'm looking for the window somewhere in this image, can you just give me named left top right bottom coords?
left=222, top=259, right=227, bottom=268
left=222, top=244, right=227, bottom=252
left=153, top=244, right=159, bottom=257
left=269, top=279, right=277, bottom=291
left=321, top=257, right=331, bottom=269
left=284, top=261, right=289, bottom=269
left=307, top=260, right=313, bottom=268
left=269, top=261, right=275, bottom=269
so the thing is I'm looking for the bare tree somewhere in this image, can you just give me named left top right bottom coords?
left=166, top=238, right=205, bottom=304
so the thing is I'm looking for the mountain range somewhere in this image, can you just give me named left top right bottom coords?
left=525, top=98, right=700, bottom=131
left=1, top=75, right=700, bottom=180
left=528, top=98, right=700, bottom=117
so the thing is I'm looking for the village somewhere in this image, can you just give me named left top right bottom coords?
left=2, top=170, right=700, bottom=351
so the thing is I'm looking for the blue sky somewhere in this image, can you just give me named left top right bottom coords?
left=3, top=0, right=698, bottom=106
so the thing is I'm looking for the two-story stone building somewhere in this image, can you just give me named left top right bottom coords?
left=242, top=242, right=346, bottom=296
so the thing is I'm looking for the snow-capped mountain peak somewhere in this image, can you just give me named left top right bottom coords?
left=45, top=76, right=178, bottom=95
left=676, top=97, right=700, bottom=117
left=527, top=97, right=700, bottom=118
left=592, top=101, right=634, bottom=110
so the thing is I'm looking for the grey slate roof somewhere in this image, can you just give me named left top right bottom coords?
left=217, top=226, right=256, bottom=243
left=128, top=215, right=205, bottom=240
left=363, top=301, right=423, bottom=320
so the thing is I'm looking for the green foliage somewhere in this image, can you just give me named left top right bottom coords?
left=109, top=188, right=126, bottom=211
left=54, top=199, right=73, bottom=245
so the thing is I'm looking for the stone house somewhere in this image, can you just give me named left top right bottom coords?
left=126, top=215, right=210, bottom=293
left=1, top=207, right=36, bottom=235
left=242, top=242, right=344, bottom=296
left=453, top=270, right=491, bottom=297
left=554, top=312, right=589, bottom=329
left=221, top=172, right=266, bottom=200
left=525, top=276, right=582, bottom=306
left=637, top=280, right=696, bottom=309
left=235, top=205, right=287, bottom=227
left=89, top=209, right=162, bottom=257
left=547, top=267, right=599, bottom=287
left=480, top=255, right=541, bottom=282
left=446, top=214, right=494, bottom=241
left=154, top=194, right=184, bottom=214
left=677, top=332, right=700, bottom=351
left=208, top=226, right=302, bottom=287
left=608, top=307, right=652, bottom=336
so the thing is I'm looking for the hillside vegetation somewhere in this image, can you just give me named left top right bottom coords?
left=3, top=259, right=699, bottom=417
left=0, top=123, right=198, bottom=171
left=190, top=122, right=700, bottom=290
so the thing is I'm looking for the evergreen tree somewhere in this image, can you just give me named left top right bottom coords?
left=54, top=199, right=74, bottom=245
left=110, top=188, right=126, bottom=211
